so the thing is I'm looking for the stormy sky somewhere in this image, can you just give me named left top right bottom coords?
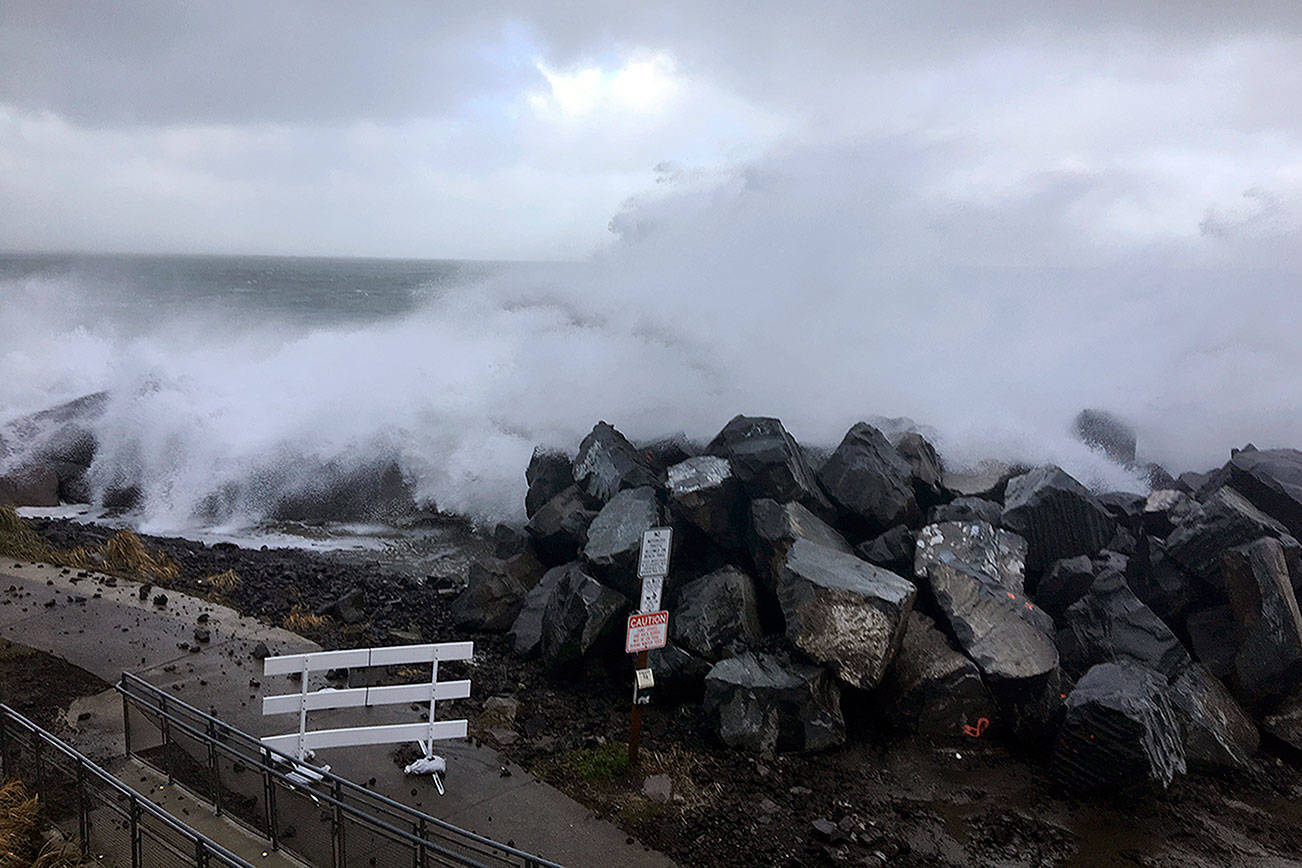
left=1, top=1, right=1300, bottom=260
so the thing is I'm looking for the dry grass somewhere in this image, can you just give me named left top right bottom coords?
left=205, top=569, right=240, bottom=592
left=0, top=779, right=92, bottom=868
left=0, top=507, right=179, bottom=584
left=283, top=606, right=329, bottom=635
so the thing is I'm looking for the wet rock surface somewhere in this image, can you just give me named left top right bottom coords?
left=524, top=485, right=597, bottom=566
left=748, top=498, right=853, bottom=592
left=666, top=455, right=745, bottom=552
left=1166, top=486, right=1288, bottom=581
left=776, top=538, right=915, bottom=689
left=451, top=558, right=532, bottom=632
left=539, top=561, right=630, bottom=673
left=670, top=566, right=763, bottom=661
left=816, top=422, right=919, bottom=535
left=524, top=448, right=574, bottom=518
left=703, top=651, right=845, bottom=753
left=927, top=495, right=1002, bottom=528
left=572, top=421, right=658, bottom=505
left=1056, top=565, right=1191, bottom=680
left=581, top=485, right=661, bottom=597
left=1001, top=466, right=1118, bottom=572
left=1052, top=662, right=1187, bottom=791
left=1167, top=664, right=1259, bottom=774
left=882, top=611, right=997, bottom=737
left=1220, top=537, right=1302, bottom=705
left=1226, top=447, right=1302, bottom=538
left=706, top=415, right=830, bottom=513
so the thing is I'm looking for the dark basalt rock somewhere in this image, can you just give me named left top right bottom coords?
left=748, top=499, right=853, bottom=593
left=1142, top=489, right=1199, bottom=538
left=1220, top=537, right=1302, bottom=705
left=914, top=522, right=1058, bottom=706
left=319, top=588, right=366, bottom=625
left=492, top=523, right=529, bottom=559
left=893, top=431, right=945, bottom=508
left=635, top=433, right=698, bottom=477
left=572, top=422, right=658, bottom=506
left=1001, top=466, right=1118, bottom=573
left=1184, top=605, right=1242, bottom=682
left=1056, top=566, right=1190, bottom=680
left=706, top=415, right=830, bottom=514
left=671, top=566, right=763, bottom=662
left=777, top=539, right=915, bottom=690
left=1098, top=491, right=1147, bottom=524
left=451, top=559, right=532, bottom=632
left=648, top=641, right=712, bottom=702
left=581, top=486, right=661, bottom=598
left=1167, top=664, right=1258, bottom=774
left=1128, top=539, right=1194, bottom=627
left=854, top=525, right=915, bottom=576
left=509, top=563, right=568, bottom=657
left=1051, top=662, right=1186, bottom=791
left=0, top=463, right=59, bottom=508
left=1176, top=469, right=1219, bottom=498
left=1166, top=486, right=1287, bottom=582
left=882, top=611, right=997, bottom=738
left=1263, top=693, right=1302, bottom=754
left=539, top=562, right=630, bottom=674
left=525, top=485, right=598, bottom=566
left=666, top=455, right=745, bottom=552
left=927, top=496, right=1003, bottom=528
left=703, top=651, right=845, bottom=753
left=1073, top=409, right=1137, bottom=465
left=1035, top=555, right=1096, bottom=619
left=525, top=448, right=574, bottom=518
left=1226, top=448, right=1302, bottom=538
left=816, top=422, right=919, bottom=536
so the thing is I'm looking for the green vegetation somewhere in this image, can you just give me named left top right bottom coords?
left=564, top=742, right=631, bottom=781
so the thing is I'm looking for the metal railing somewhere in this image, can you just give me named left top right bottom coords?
left=118, top=672, right=564, bottom=868
left=0, top=703, right=257, bottom=868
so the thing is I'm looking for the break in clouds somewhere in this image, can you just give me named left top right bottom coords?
left=0, top=2, right=1301, bottom=528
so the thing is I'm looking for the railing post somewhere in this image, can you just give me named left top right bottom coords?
left=159, top=695, right=174, bottom=784
left=129, top=796, right=142, bottom=868
left=414, top=817, right=427, bottom=868
left=122, top=687, right=133, bottom=757
left=76, top=758, right=90, bottom=857
left=331, top=779, right=345, bottom=868
left=207, top=720, right=222, bottom=816
left=262, top=747, right=279, bottom=850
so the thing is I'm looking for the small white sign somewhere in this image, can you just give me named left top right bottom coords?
left=637, top=527, right=673, bottom=578
left=625, top=611, right=670, bottom=653
left=639, top=573, right=664, bottom=614
left=635, top=668, right=655, bottom=690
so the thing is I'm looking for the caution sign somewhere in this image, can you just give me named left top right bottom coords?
left=625, top=611, right=669, bottom=654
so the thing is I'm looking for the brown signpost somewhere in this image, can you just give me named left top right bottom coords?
left=628, top=528, right=672, bottom=766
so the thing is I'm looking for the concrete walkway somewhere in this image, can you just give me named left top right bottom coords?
left=0, top=560, right=674, bottom=868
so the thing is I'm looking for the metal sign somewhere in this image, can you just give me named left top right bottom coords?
left=637, top=527, right=673, bottom=578
left=638, top=573, right=664, bottom=613
left=261, top=641, right=472, bottom=771
left=625, top=610, right=669, bottom=653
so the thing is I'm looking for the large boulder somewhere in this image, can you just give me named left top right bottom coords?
left=539, top=562, right=630, bottom=673
left=1034, top=555, right=1096, bottom=619
left=1166, top=486, right=1288, bottom=582
left=914, top=521, right=1059, bottom=728
left=1262, top=693, right=1302, bottom=754
left=1142, top=489, right=1199, bottom=538
left=893, top=431, right=945, bottom=508
left=450, top=558, right=534, bottom=632
left=666, top=455, right=745, bottom=552
left=816, top=422, right=919, bottom=535
left=670, top=566, right=763, bottom=662
left=581, top=486, right=662, bottom=597
left=854, top=524, right=915, bottom=576
left=1051, top=662, right=1186, bottom=791
left=703, top=652, right=845, bottom=753
left=648, top=641, right=712, bottom=702
left=1184, top=605, right=1242, bottom=682
left=1167, top=664, right=1259, bottom=774
left=1056, top=566, right=1191, bottom=680
left=509, top=563, right=568, bottom=657
left=928, top=496, right=1002, bottom=528
left=1226, top=448, right=1302, bottom=538
left=882, top=612, right=997, bottom=738
left=707, top=415, right=831, bottom=513
left=1001, top=466, right=1118, bottom=573
left=525, top=448, right=574, bottom=518
left=1073, top=409, right=1137, bottom=465
left=748, top=498, right=853, bottom=593
left=525, top=485, right=598, bottom=566
left=572, top=422, right=658, bottom=506
left=777, top=539, right=916, bottom=690
left=1220, top=537, right=1302, bottom=705
left=1128, top=539, right=1195, bottom=627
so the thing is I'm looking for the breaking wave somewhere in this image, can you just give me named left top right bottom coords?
left=2, top=139, right=1301, bottom=533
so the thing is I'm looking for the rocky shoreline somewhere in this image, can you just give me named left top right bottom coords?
left=7, top=402, right=1302, bottom=864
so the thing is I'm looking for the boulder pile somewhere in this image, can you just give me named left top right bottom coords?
left=452, top=416, right=1302, bottom=791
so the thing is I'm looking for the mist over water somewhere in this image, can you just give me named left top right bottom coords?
left=2, top=141, right=1301, bottom=532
